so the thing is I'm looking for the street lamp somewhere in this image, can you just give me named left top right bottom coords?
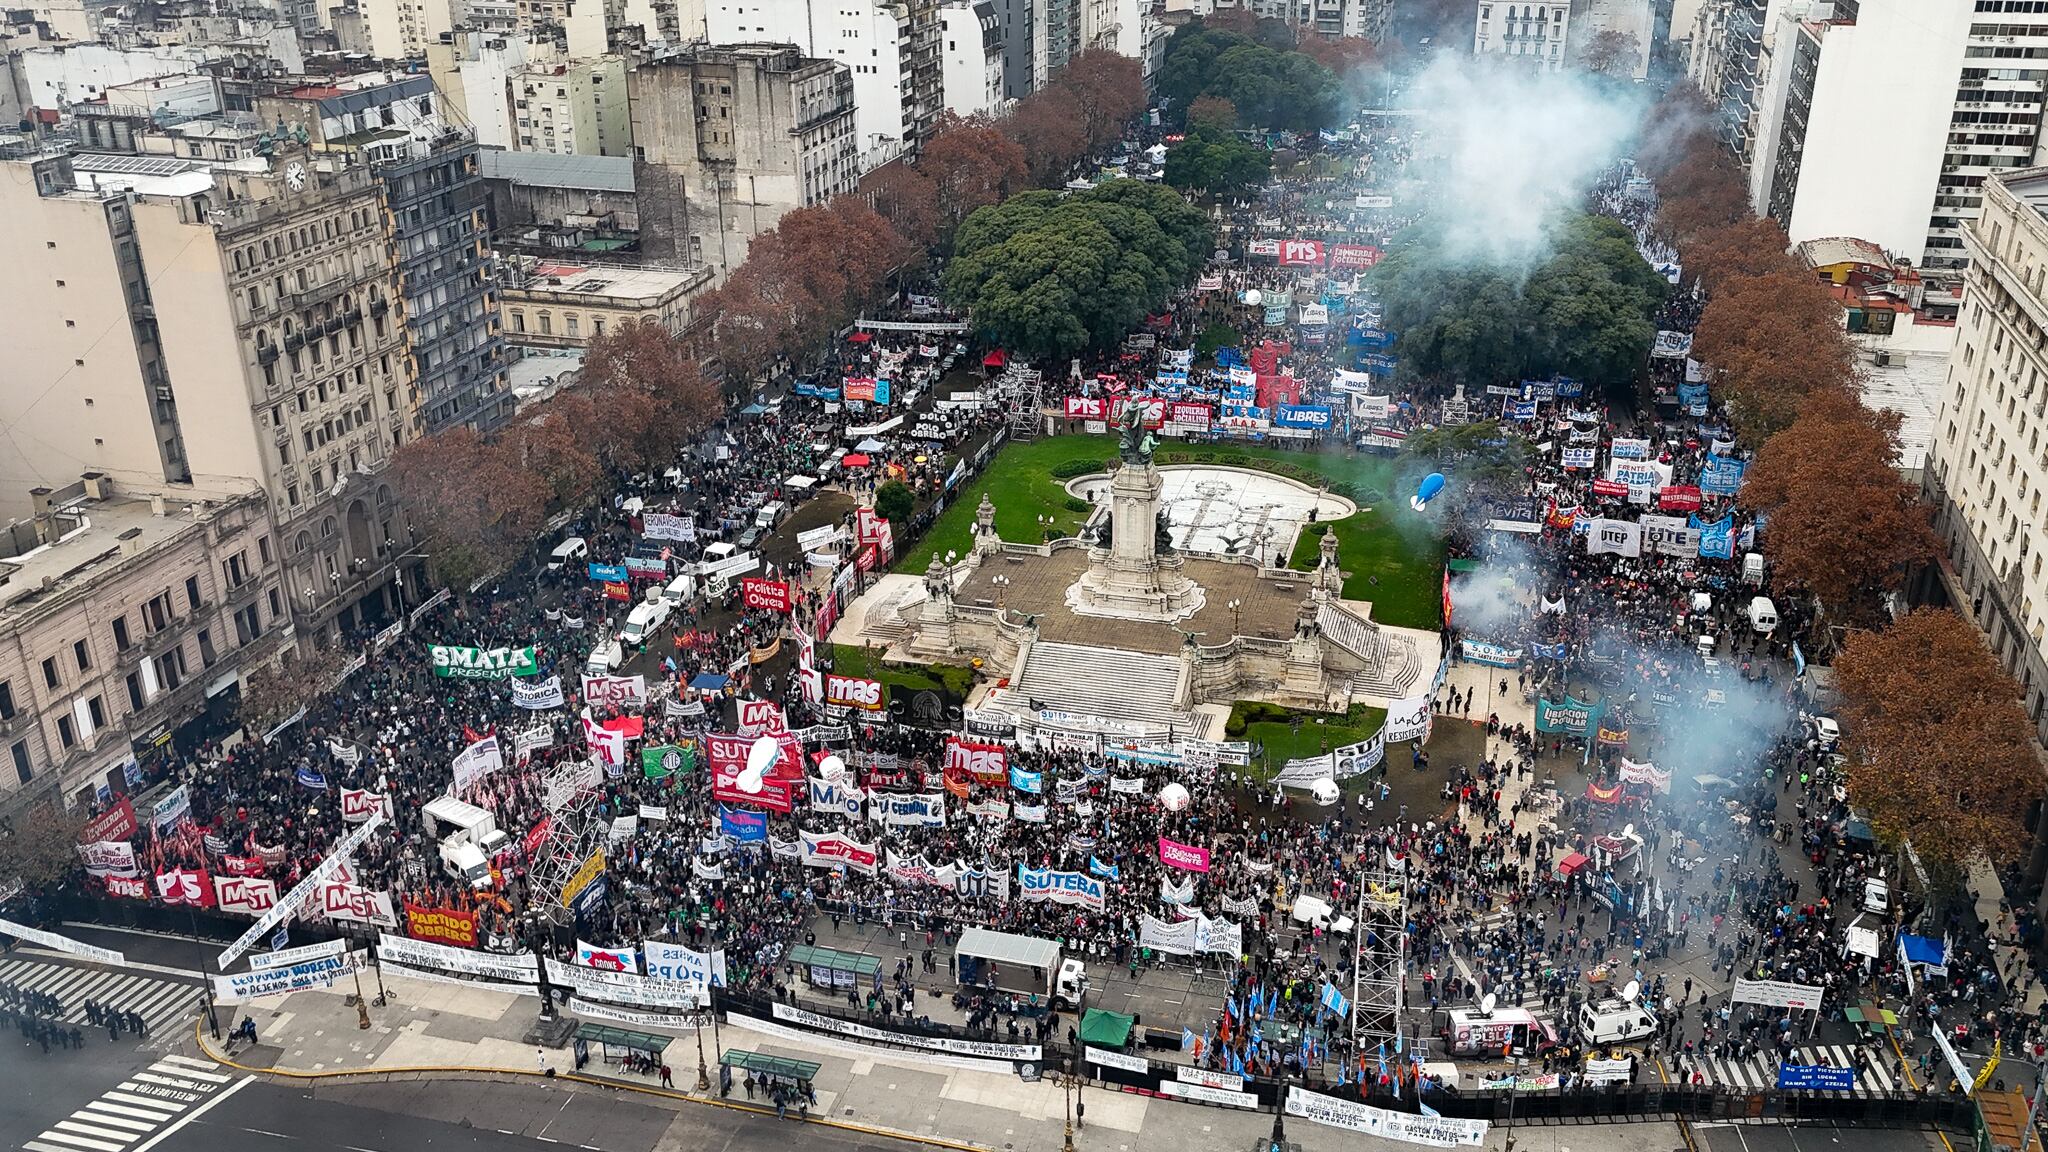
left=1504, top=1055, right=1526, bottom=1152
left=1228, top=598, right=1243, bottom=636
left=1063, top=1045, right=1078, bottom=1152
left=694, top=1004, right=710, bottom=1090
left=991, top=574, right=1012, bottom=609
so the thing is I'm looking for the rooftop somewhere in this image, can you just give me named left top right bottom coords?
left=505, top=260, right=709, bottom=303
left=1797, top=235, right=1889, bottom=270
left=477, top=147, right=632, bottom=193
left=2003, top=165, right=2048, bottom=217
left=0, top=491, right=242, bottom=620
left=1857, top=348, right=1946, bottom=476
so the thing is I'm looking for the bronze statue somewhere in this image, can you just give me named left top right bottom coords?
left=1117, top=404, right=1157, bottom=464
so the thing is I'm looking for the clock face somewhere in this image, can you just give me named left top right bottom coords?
left=285, top=161, right=306, bottom=191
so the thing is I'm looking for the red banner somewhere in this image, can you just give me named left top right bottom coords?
left=1064, top=396, right=1106, bottom=420
left=1170, top=401, right=1213, bottom=431
left=80, top=798, right=137, bottom=844
left=706, top=733, right=796, bottom=812
left=824, top=673, right=885, bottom=711
left=740, top=577, right=792, bottom=613
left=155, top=867, right=213, bottom=907
left=1329, top=244, right=1383, bottom=270
left=213, top=875, right=278, bottom=917
left=106, top=873, right=150, bottom=900
left=855, top=544, right=878, bottom=573
left=843, top=377, right=878, bottom=402
left=523, top=817, right=555, bottom=857
left=220, top=855, right=267, bottom=877
left=1657, top=485, right=1703, bottom=512
left=1255, top=374, right=1300, bottom=409
left=603, top=580, right=630, bottom=601
left=1592, top=479, right=1630, bottom=498
left=404, top=901, right=478, bottom=948
left=1278, top=239, right=1325, bottom=267
left=944, top=737, right=1008, bottom=786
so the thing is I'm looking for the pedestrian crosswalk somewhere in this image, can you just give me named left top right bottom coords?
left=22, top=1054, right=242, bottom=1152
left=1678, top=1043, right=1900, bottom=1095
left=0, top=956, right=198, bottom=1040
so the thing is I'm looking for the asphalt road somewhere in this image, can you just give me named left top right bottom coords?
left=0, top=1013, right=183, bottom=1151
left=1694, top=1122, right=1949, bottom=1152
left=150, top=1078, right=936, bottom=1152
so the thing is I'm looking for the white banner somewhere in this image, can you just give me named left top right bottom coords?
left=1586, top=518, right=1642, bottom=558
left=250, top=937, right=347, bottom=972
left=77, top=840, right=136, bottom=877
left=1584, top=1058, right=1634, bottom=1085
left=642, top=940, right=729, bottom=987
left=568, top=997, right=707, bottom=1031
left=219, top=811, right=385, bottom=969
left=1086, top=1046, right=1150, bottom=1073
left=769, top=1002, right=1041, bottom=1061
left=1159, top=1081, right=1259, bottom=1109
left=213, top=953, right=352, bottom=1001
left=340, top=788, right=391, bottom=823
left=870, top=792, right=947, bottom=827
left=1286, top=1087, right=1489, bottom=1146
left=213, top=875, right=279, bottom=917
left=1730, top=977, right=1824, bottom=1011
left=377, top=933, right=537, bottom=982
left=451, top=734, right=505, bottom=797
left=316, top=881, right=398, bottom=928
left=1139, top=913, right=1198, bottom=956
left=512, top=676, right=566, bottom=710
left=1195, top=915, right=1242, bottom=955
left=582, top=675, right=647, bottom=711
left=641, top=512, right=697, bottom=542
left=0, top=918, right=123, bottom=965
left=545, top=957, right=704, bottom=1009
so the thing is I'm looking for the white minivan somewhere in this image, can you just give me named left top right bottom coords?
left=548, top=537, right=589, bottom=571
left=617, top=601, right=670, bottom=647
left=1578, top=998, right=1658, bottom=1046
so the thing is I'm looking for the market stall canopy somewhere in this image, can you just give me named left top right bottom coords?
left=688, top=673, right=730, bottom=691
left=983, top=350, right=1006, bottom=368
left=785, top=475, right=817, bottom=490
left=855, top=438, right=888, bottom=452
left=740, top=402, right=768, bottom=416
left=842, top=454, right=872, bottom=468
left=1556, top=851, right=1590, bottom=876
left=1079, top=1008, right=1134, bottom=1048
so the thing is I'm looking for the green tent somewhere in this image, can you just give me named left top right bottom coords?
left=1078, top=1008, right=1134, bottom=1048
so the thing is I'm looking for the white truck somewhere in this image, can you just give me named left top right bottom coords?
left=423, top=795, right=509, bottom=889
left=954, top=927, right=1089, bottom=1011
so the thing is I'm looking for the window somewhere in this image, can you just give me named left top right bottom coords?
left=259, top=536, right=273, bottom=564
left=74, top=639, right=91, bottom=673
left=0, top=680, right=13, bottom=720
left=41, top=656, right=58, bottom=690
left=198, top=628, right=217, bottom=667
left=87, top=695, right=105, bottom=729
left=269, top=588, right=284, bottom=620
left=9, top=741, right=28, bottom=785
left=56, top=714, right=75, bottom=750
left=234, top=603, right=261, bottom=645
left=112, top=615, right=129, bottom=650
left=226, top=551, right=249, bottom=589
left=125, top=671, right=143, bottom=711
left=143, top=590, right=172, bottom=632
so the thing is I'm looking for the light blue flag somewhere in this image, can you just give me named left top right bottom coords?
left=1181, top=1027, right=1196, bottom=1052
left=1419, top=1098, right=1440, bottom=1118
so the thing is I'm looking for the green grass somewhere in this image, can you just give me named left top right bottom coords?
left=1227, top=700, right=1389, bottom=776
left=1194, top=324, right=1241, bottom=363
left=830, top=643, right=978, bottom=698
left=892, top=434, right=1444, bottom=631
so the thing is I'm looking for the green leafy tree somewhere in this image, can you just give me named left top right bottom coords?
left=1157, top=23, right=1341, bottom=134
left=873, top=481, right=915, bottom=526
left=1165, top=122, right=1271, bottom=197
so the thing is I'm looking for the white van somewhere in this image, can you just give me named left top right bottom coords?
left=1748, top=596, right=1779, bottom=634
left=1440, top=1006, right=1557, bottom=1057
left=548, top=537, right=588, bottom=571
left=584, top=638, right=623, bottom=677
left=1742, top=552, right=1765, bottom=586
left=618, top=601, right=669, bottom=647
left=755, top=501, right=786, bottom=529
left=1577, top=998, right=1658, bottom=1045
left=662, top=572, right=697, bottom=607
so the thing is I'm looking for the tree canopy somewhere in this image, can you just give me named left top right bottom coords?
left=1370, top=213, right=1666, bottom=391
left=1165, top=120, right=1271, bottom=198
left=944, top=181, right=1212, bottom=362
left=1835, top=607, right=2041, bottom=870
left=1158, top=24, right=1342, bottom=134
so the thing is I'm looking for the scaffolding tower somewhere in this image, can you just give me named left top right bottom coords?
left=1349, top=856, right=1408, bottom=1052
left=525, top=758, right=608, bottom=926
left=1002, top=365, right=1045, bottom=441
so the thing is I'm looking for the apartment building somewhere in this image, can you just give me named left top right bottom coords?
left=939, top=0, right=1003, bottom=116
left=500, top=258, right=713, bottom=347
left=513, top=56, right=630, bottom=155
left=0, top=140, right=424, bottom=650
left=627, top=43, right=858, bottom=276
left=1473, top=2, right=1570, bottom=70
left=0, top=480, right=287, bottom=816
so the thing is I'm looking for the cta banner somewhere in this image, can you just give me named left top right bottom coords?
left=800, top=831, right=879, bottom=874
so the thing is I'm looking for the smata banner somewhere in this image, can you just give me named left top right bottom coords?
left=431, top=644, right=538, bottom=680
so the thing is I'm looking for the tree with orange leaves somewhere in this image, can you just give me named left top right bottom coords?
left=921, top=114, right=1030, bottom=235
left=1737, top=387, right=1938, bottom=624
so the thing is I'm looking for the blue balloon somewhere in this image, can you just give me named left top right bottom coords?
left=1416, top=473, right=1446, bottom=503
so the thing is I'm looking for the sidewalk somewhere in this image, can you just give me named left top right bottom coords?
left=184, top=966, right=1680, bottom=1152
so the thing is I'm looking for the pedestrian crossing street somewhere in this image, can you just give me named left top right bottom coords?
left=1680, top=1043, right=1902, bottom=1095
left=0, top=957, right=198, bottom=1040
left=22, top=1054, right=241, bottom=1152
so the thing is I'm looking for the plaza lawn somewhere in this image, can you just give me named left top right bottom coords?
left=895, top=434, right=1444, bottom=630
left=830, top=643, right=977, bottom=699
left=1228, top=700, right=1388, bottom=776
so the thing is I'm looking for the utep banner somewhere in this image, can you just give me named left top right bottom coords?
left=431, top=644, right=538, bottom=680
left=1158, top=836, right=1212, bottom=872
left=1017, top=865, right=1106, bottom=910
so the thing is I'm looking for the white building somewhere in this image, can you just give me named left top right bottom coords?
left=1474, top=2, right=1569, bottom=70
left=1745, top=0, right=2022, bottom=321
left=1571, top=0, right=1652, bottom=78
left=939, top=0, right=1003, bottom=116
left=1925, top=165, right=2048, bottom=874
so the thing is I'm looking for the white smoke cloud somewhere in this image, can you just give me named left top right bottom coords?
left=1400, top=53, right=1647, bottom=270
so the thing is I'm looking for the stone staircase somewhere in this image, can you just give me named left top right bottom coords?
left=861, top=581, right=924, bottom=645
left=1007, top=641, right=1192, bottom=729
left=1318, top=603, right=1423, bottom=698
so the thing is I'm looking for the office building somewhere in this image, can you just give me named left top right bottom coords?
left=939, top=0, right=1004, bottom=116
left=1474, top=2, right=1570, bottom=70
left=500, top=257, right=713, bottom=347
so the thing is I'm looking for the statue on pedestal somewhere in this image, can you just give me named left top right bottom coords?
left=1118, top=404, right=1157, bottom=464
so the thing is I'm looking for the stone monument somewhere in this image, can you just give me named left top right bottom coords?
left=1066, top=406, right=1205, bottom=622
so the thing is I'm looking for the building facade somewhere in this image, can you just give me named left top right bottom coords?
left=0, top=481, right=287, bottom=816
left=939, top=0, right=1004, bottom=116
left=0, top=141, right=426, bottom=650
left=514, top=56, right=631, bottom=155
left=1474, top=2, right=1570, bottom=70
left=627, top=43, right=858, bottom=276
left=501, top=258, right=713, bottom=347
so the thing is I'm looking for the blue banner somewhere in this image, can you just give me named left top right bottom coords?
left=1677, top=380, right=1709, bottom=415
left=794, top=379, right=840, bottom=400
left=1088, top=855, right=1120, bottom=881
left=1359, top=353, right=1399, bottom=373
left=719, top=805, right=767, bottom=843
left=1010, top=767, right=1043, bottom=794
left=1501, top=398, right=1539, bottom=421
left=1275, top=404, right=1334, bottom=430
left=874, top=378, right=892, bottom=405
left=587, top=562, right=628, bottom=583
left=1692, top=514, right=1734, bottom=560
left=1776, top=1064, right=1855, bottom=1091
left=1554, top=378, right=1584, bottom=397
left=1700, top=453, right=1747, bottom=496
left=296, top=765, right=327, bottom=791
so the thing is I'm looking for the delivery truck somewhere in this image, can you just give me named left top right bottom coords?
left=954, top=926, right=1089, bottom=1012
left=423, top=795, right=509, bottom=889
